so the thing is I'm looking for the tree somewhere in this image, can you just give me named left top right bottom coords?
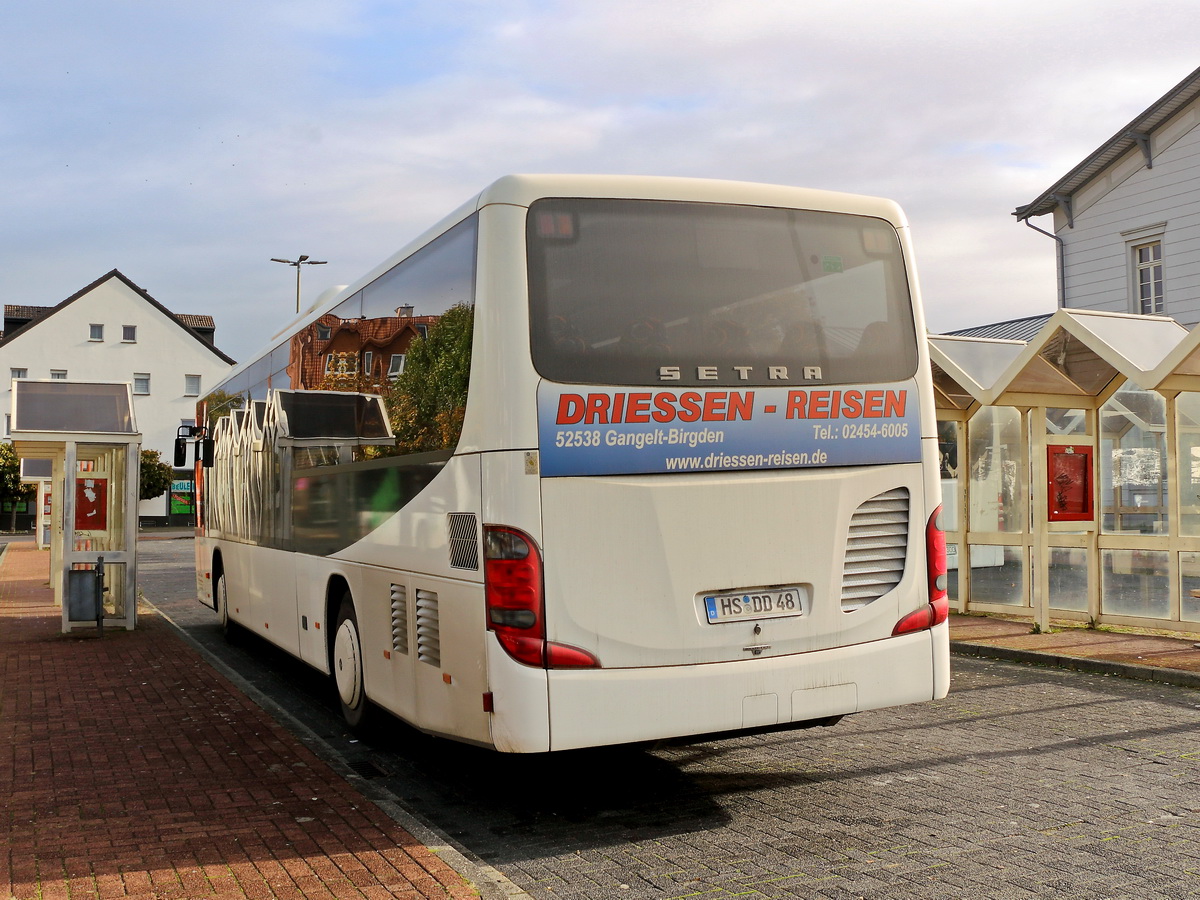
left=139, top=449, right=174, bottom=502
left=383, top=304, right=474, bottom=454
left=202, top=389, right=244, bottom=429
left=0, top=442, right=35, bottom=532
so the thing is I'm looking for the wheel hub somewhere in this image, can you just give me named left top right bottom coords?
left=333, top=619, right=362, bottom=707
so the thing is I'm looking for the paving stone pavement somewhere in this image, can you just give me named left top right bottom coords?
left=950, top=612, right=1200, bottom=686
left=143, top=537, right=1200, bottom=900
left=12, top=533, right=1200, bottom=900
left=0, top=541, right=479, bottom=900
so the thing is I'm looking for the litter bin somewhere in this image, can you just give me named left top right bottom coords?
left=66, top=556, right=105, bottom=632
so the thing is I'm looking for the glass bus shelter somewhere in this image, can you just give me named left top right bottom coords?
left=10, top=380, right=141, bottom=632
left=931, top=308, right=1200, bottom=635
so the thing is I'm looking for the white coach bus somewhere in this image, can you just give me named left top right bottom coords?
left=194, top=174, right=950, bottom=752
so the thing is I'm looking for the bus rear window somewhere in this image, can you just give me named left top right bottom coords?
left=527, top=198, right=918, bottom=387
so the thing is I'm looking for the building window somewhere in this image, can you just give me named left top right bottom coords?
left=10, top=368, right=27, bottom=381
left=50, top=370, right=67, bottom=380
left=1135, top=241, right=1164, bottom=314
left=324, top=352, right=358, bottom=378
left=388, top=354, right=406, bottom=379
left=133, top=373, right=151, bottom=395
left=316, top=323, right=332, bottom=341
left=122, top=325, right=137, bottom=342
left=184, top=374, right=201, bottom=396
left=89, top=324, right=104, bottom=341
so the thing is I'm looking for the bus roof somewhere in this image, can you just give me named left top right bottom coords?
left=218, top=175, right=909, bottom=388
left=476, top=174, right=907, bottom=226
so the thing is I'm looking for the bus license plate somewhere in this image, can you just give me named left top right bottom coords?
left=703, top=587, right=806, bottom=624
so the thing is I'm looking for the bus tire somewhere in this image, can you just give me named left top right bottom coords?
left=215, top=570, right=240, bottom=643
left=333, top=595, right=370, bottom=730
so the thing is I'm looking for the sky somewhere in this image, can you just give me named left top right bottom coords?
left=5, top=1, right=1200, bottom=365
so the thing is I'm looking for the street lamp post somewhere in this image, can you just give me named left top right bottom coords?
left=270, top=254, right=328, bottom=313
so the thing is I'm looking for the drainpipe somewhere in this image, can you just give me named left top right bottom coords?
left=1022, top=218, right=1066, bottom=309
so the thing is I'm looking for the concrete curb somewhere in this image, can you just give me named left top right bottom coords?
left=951, top=640, right=1200, bottom=690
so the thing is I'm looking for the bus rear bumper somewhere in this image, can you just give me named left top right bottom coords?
left=544, top=625, right=948, bottom=751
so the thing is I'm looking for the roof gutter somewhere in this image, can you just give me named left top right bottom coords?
left=1018, top=215, right=1066, bottom=309
left=1013, top=65, right=1200, bottom=220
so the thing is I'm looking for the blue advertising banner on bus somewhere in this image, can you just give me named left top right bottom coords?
left=537, top=380, right=922, bottom=477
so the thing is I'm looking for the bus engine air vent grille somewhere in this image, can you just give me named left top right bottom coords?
left=840, top=487, right=910, bottom=612
left=447, top=513, right=480, bottom=570
left=416, top=589, right=441, bottom=667
left=390, top=584, right=409, bottom=655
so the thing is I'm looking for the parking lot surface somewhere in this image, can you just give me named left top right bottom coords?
left=138, top=537, right=1200, bottom=899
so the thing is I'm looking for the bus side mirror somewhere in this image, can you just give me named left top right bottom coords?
left=173, top=437, right=188, bottom=467
left=201, top=438, right=215, bottom=468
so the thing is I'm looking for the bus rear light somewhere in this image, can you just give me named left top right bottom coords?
left=927, top=505, right=947, bottom=603
left=493, top=632, right=546, bottom=667
left=484, top=525, right=602, bottom=669
left=892, top=595, right=950, bottom=636
left=545, top=641, right=601, bottom=668
left=490, top=608, right=537, bottom=629
left=892, top=506, right=950, bottom=636
left=484, top=526, right=541, bottom=622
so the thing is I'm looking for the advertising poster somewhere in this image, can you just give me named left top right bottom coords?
left=537, top=380, right=922, bottom=477
left=75, top=478, right=107, bottom=530
left=170, top=479, right=194, bottom=515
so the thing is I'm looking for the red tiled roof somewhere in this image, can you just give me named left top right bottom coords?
left=4, top=305, right=52, bottom=320
left=178, top=314, right=215, bottom=329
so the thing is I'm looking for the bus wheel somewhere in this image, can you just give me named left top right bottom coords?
left=215, top=570, right=239, bottom=642
left=333, top=595, right=370, bottom=730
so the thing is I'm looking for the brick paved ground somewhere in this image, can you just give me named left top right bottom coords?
left=0, top=542, right=478, bottom=900
left=952, top=611, right=1200, bottom=662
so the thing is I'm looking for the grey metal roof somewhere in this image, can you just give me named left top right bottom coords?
left=941, top=313, right=1052, bottom=342
left=1014, top=65, right=1200, bottom=221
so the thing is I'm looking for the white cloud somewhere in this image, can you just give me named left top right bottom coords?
left=3, top=0, right=1200, bottom=361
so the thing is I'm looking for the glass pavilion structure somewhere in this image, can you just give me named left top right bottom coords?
left=932, top=308, right=1200, bottom=634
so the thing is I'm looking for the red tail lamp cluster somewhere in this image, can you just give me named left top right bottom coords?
left=483, top=525, right=600, bottom=668
left=893, top=506, right=949, bottom=636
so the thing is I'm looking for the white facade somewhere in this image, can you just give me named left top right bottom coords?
left=0, top=270, right=234, bottom=520
left=1016, top=66, right=1200, bottom=328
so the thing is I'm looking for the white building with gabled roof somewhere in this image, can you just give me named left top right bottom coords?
left=0, top=269, right=236, bottom=523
